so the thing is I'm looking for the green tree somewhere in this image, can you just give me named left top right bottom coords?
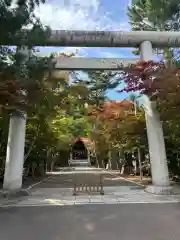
left=127, top=0, right=180, bottom=58
left=74, top=71, right=118, bottom=106
left=0, top=0, right=53, bottom=181
left=128, top=0, right=180, bottom=31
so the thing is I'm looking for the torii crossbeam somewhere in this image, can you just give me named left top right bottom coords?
left=53, top=57, right=139, bottom=70
left=5, top=30, right=180, bottom=47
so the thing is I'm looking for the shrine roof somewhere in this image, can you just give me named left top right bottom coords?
left=75, top=137, right=89, bottom=143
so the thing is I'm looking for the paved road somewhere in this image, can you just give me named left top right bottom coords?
left=1, top=203, right=180, bottom=240
left=33, top=171, right=143, bottom=189
left=1, top=170, right=180, bottom=239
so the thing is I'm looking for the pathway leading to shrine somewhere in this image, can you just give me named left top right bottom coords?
left=1, top=168, right=180, bottom=239
left=1, top=168, right=180, bottom=208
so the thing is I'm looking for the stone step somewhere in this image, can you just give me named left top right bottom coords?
left=60, top=166, right=104, bottom=173
left=69, top=159, right=89, bottom=167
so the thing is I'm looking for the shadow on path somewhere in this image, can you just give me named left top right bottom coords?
left=33, top=171, right=143, bottom=189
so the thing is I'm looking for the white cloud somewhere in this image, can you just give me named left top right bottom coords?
left=37, top=46, right=89, bottom=57
left=67, top=0, right=100, bottom=12
left=54, top=47, right=89, bottom=57
left=35, top=0, right=131, bottom=58
left=34, top=0, right=129, bottom=31
left=93, top=50, right=122, bottom=58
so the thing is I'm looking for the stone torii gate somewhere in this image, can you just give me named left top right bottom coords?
left=3, top=30, right=180, bottom=195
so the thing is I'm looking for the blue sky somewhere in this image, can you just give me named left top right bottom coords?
left=34, top=0, right=136, bottom=100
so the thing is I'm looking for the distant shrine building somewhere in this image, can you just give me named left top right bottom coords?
left=69, top=137, right=90, bottom=167
left=68, top=100, right=134, bottom=167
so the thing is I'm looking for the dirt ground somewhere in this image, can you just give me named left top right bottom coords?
left=122, top=175, right=152, bottom=185
left=123, top=174, right=180, bottom=186
left=0, top=176, right=46, bottom=189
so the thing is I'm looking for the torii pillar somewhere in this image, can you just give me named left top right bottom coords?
left=3, top=47, right=29, bottom=196
left=140, top=41, right=171, bottom=194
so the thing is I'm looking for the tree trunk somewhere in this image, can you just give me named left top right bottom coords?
left=31, top=163, right=36, bottom=180
left=46, top=149, right=52, bottom=172
left=116, top=159, right=122, bottom=173
left=50, top=161, right=55, bottom=172
left=107, top=150, right=112, bottom=169
left=138, top=148, right=143, bottom=181
left=46, top=163, right=48, bottom=173
left=24, top=127, right=39, bottom=163
left=132, top=152, right=137, bottom=175
left=94, top=152, right=99, bottom=168
left=119, top=150, right=125, bottom=174
left=97, top=156, right=104, bottom=168
left=92, top=141, right=99, bottom=167
left=111, top=150, right=118, bottom=170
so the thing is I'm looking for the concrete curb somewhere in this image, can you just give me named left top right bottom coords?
left=0, top=175, right=53, bottom=208
left=26, top=175, right=53, bottom=191
left=3, top=200, right=180, bottom=208
left=104, top=170, right=180, bottom=196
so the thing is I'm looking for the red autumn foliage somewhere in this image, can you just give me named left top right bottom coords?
left=0, top=80, right=20, bottom=105
left=0, top=77, right=42, bottom=110
left=88, top=100, right=134, bottom=120
left=120, top=61, right=166, bottom=96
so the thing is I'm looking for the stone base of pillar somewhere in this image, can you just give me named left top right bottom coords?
left=145, top=185, right=173, bottom=195
left=0, top=189, right=29, bottom=199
